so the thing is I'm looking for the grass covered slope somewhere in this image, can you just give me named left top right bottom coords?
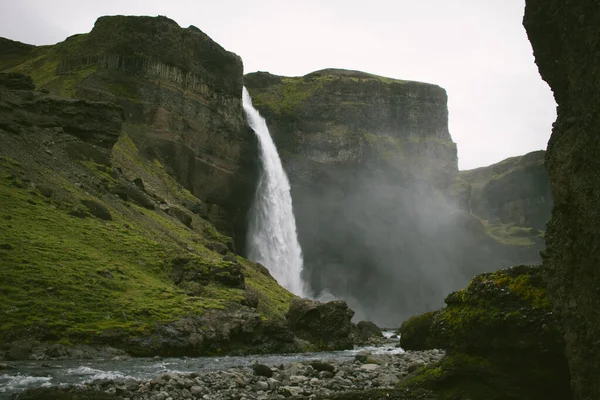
left=0, top=75, right=294, bottom=359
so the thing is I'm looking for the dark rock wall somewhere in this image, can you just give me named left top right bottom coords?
left=1, top=16, right=258, bottom=249
left=524, top=1, right=600, bottom=398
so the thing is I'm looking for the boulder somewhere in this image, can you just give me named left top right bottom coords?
left=355, top=320, right=383, bottom=342
left=401, top=265, right=571, bottom=400
left=398, top=311, right=438, bottom=351
left=285, top=298, right=355, bottom=351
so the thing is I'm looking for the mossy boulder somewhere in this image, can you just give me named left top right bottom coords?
left=398, top=311, right=439, bottom=351
left=401, top=265, right=571, bottom=400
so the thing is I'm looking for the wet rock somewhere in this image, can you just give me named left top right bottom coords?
left=252, top=364, right=274, bottom=378
left=285, top=298, right=354, bottom=351
left=309, top=362, right=335, bottom=373
left=356, top=321, right=383, bottom=342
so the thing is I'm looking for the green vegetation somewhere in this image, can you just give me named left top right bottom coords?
left=482, top=220, right=543, bottom=246
left=398, top=266, right=569, bottom=400
left=0, top=149, right=293, bottom=346
left=249, top=70, right=408, bottom=116
left=398, top=310, right=439, bottom=350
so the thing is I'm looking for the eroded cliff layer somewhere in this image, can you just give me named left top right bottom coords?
left=1, top=15, right=257, bottom=247
left=245, top=70, right=543, bottom=325
left=524, top=1, right=600, bottom=398
left=459, top=150, right=552, bottom=230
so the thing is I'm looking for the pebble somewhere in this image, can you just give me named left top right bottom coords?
left=34, top=349, right=445, bottom=400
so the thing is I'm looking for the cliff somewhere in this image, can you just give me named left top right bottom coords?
left=0, top=71, right=302, bottom=358
left=1, top=15, right=257, bottom=248
left=524, top=1, right=600, bottom=398
left=245, top=70, right=544, bottom=325
left=0, top=17, right=364, bottom=359
left=459, top=150, right=552, bottom=230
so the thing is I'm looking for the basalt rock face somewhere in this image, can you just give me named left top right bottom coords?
left=1, top=15, right=258, bottom=248
left=245, top=70, right=542, bottom=326
left=459, top=150, right=552, bottom=230
left=524, top=1, right=600, bottom=399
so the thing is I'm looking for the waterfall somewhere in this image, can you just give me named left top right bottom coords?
left=242, top=87, right=305, bottom=297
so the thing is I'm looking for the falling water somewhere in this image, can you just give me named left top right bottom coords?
left=242, top=87, right=305, bottom=297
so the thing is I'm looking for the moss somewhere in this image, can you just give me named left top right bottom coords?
left=481, top=220, right=542, bottom=246
left=0, top=153, right=292, bottom=345
left=398, top=310, right=439, bottom=350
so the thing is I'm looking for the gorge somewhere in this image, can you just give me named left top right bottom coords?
left=1, top=1, right=597, bottom=399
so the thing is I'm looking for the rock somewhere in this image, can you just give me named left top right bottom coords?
left=285, top=298, right=355, bottom=351
left=400, top=266, right=571, bottom=399
left=318, top=371, right=334, bottom=379
left=206, top=241, right=228, bottom=255
left=133, top=177, right=145, bottom=191
left=355, top=321, right=383, bottom=341
left=375, top=373, right=399, bottom=386
left=524, top=2, right=600, bottom=399
left=354, top=350, right=372, bottom=363
left=170, top=257, right=245, bottom=289
left=359, top=364, right=380, bottom=371
left=309, top=362, right=335, bottom=373
left=97, top=270, right=114, bottom=279
left=255, top=381, right=269, bottom=391
left=168, top=206, right=192, bottom=227
left=111, top=184, right=154, bottom=209
left=241, top=290, right=259, bottom=309
left=81, top=199, right=112, bottom=221
left=0, top=72, right=35, bottom=90
left=407, top=362, right=424, bottom=374
left=290, top=375, right=308, bottom=385
left=252, top=364, right=273, bottom=378
left=267, top=378, right=282, bottom=390
left=398, top=311, right=439, bottom=351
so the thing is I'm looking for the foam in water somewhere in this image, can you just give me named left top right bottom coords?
left=242, top=87, right=305, bottom=296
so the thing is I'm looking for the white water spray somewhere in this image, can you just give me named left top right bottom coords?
left=242, top=87, right=305, bottom=297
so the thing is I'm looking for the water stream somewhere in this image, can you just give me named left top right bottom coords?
left=0, top=333, right=402, bottom=397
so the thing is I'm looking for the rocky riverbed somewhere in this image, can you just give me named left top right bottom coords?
left=5, top=339, right=444, bottom=399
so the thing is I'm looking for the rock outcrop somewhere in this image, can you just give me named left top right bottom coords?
left=285, top=298, right=355, bottom=351
left=245, top=70, right=544, bottom=325
left=2, top=15, right=258, bottom=247
left=459, top=150, right=552, bottom=230
left=524, top=1, right=600, bottom=398
left=399, top=265, right=571, bottom=400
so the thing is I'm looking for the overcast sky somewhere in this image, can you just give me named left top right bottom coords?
left=0, top=0, right=556, bottom=170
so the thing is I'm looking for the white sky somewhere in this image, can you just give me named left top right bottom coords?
left=0, top=0, right=556, bottom=170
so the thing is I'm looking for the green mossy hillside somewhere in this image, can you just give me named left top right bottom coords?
left=0, top=151, right=293, bottom=349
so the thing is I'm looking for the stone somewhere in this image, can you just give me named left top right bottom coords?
left=267, top=378, right=282, bottom=390
left=354, top=350, right=372, bottom=363
left=355, top=321, right=383, bottom=341
left=252, top=364, right=273, bottom=378
left=309, top=362, right=335, bottom=373
left=285, top=298, right=354, bottom=351
left=359, top=364, right=380, bottom=371
left=318, top=371, right=334, bottom=379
